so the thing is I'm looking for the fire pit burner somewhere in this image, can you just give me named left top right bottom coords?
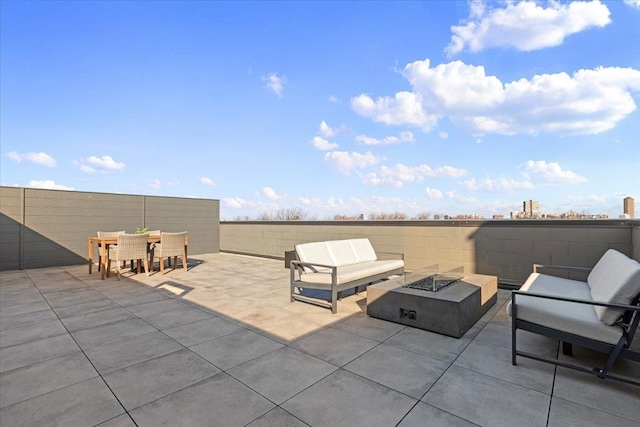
left=403, top=274, right=460, bottom=292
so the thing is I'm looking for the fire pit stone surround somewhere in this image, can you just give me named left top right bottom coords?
left=366, top=273, right=498, bottom=338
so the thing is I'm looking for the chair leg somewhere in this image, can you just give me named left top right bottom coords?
left=98, top=256, right=101, bottom=271
left=116, top=261, right=121, bottom=281
left=143, top=258, right=149, bottom=276
left=136, top=260, right=141, bottom=274
left=160, top=257, right=165, bottom=274
left=173, top=256, right=178, bottom=270
left=182, top=254, right=187, bottom=271
left=106, top=259, right=111, bottom=278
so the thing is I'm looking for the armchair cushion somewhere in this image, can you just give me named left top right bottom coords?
left=587, top=249, right=640, bottom=325
left=507, top=273, right=623, bottom=344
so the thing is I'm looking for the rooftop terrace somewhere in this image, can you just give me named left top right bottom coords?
left=1, top=253, right=638, bottom=426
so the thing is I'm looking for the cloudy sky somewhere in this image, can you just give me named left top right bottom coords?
left=2, top=0, right=639, bottom=220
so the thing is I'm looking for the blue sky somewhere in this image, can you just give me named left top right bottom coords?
left=2, top=0, right=639, bottom=220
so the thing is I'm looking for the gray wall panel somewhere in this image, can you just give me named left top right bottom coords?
left=0, top=187, right=219, bottom=270
left=220, top=219, right=638, bottom=286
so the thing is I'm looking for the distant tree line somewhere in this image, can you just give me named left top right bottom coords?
left=233, top=209, right=436, bottom=221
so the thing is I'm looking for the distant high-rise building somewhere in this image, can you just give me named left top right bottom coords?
left=523, top=200, right=540, bottom=218
left=624, top=197, right=635, bottom=218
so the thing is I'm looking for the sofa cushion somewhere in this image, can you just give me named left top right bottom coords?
left=299, top=260, right=404, bottom=285
left=349, top=238, right=378, bottom=263
left=507, top=273, right=623, bottom=344
left=295, top=242, right=334, bottom=272
left=327, top=240, right=359, bottom=267
left=587, top=249, right=640, bottom=325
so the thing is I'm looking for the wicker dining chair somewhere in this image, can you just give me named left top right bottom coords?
left=150, top=232, right=188, bottom=274
left=131, top=230, right=160, bottom=270
left=107, top=233, right=150, bottom=280
left=96, top=230, right=125, bottom=272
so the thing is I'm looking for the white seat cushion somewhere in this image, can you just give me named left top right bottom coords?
left=507, top=273, right=623, bottom=345
left=299, top=260, right=404, bottom=285
left=587, top=249, right=640, bottom=325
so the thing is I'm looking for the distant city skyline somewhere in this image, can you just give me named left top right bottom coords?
left=1, top=1, right=639, bottom=220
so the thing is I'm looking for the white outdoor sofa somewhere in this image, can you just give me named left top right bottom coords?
left=290, top=238, right=405, bottom=313
left=508, top=249, right=640, bottom=385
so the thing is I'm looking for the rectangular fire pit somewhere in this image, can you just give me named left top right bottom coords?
left=366, top=271, right=497, bottom=338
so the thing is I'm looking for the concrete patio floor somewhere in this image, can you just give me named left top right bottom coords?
left=1, top=252, right=639, bottom=426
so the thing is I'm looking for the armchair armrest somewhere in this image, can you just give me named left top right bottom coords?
left=511, top=290, right=640, bottom=344
left=532, top=264, right=592, bottom=281
left=533, top=264, right=592, bottom=274
left=512, top=290, right=640, bottom=312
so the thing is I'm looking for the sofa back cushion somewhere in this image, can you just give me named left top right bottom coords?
left=327, top=240, right=359, bottom=267
left=349, top=238, right=378, bottom=263
left=295, top=241, right=334, bottom=272
left=588, top=249, right=640, bottom=325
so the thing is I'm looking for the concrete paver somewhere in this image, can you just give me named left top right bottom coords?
left=1, top=253, right=638, bottom=426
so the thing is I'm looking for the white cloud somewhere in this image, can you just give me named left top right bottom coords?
left=461, top=177, right=535, bottom=192
left=224, top=198, right=247, bottom=209
left=318, top=121, right=337, bottom=137
left=438, top=131, right=449, bottom=140
left=200, top=176, right=215, bottom=186
left=147, top=179, right=178, bottom=190
left=567, top=193, right=608, bottom=203
left=78, top=155, right=125, bottom=174
left=403, top=59, right=505, bottom=112
left=521, top=160, right=587, bottom=184
left=355, top=131, right=414, bottom=146
left=425, top=187, right=443, bottom=199
left=311, top=136, right=339, bottom=151
left=461, top=160, right=585, bottom=193
left=360, top=58, right=640, bottom=136
left=262, top=72, right=286, bottom=98
left=432, top=165, right=469, bottom=178
left=362, top=163, right=468, bottom=187
left=446, top=0, right=611, bottom=56
left=328, top=95, right=339, bottom=102
left=324, top=151, right=382, bottom=174
left=625, top=0, right=640, bottom=9
left=262, top=186, right=287, bottom=200
left=27, top=180, right=73, bottom=190
left=7, top=151, right=57, bottom=167
left=350, top=92, right=439, bottom=130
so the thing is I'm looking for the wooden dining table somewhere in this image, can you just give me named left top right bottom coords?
left=88, top=235, right=188, bottom=279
